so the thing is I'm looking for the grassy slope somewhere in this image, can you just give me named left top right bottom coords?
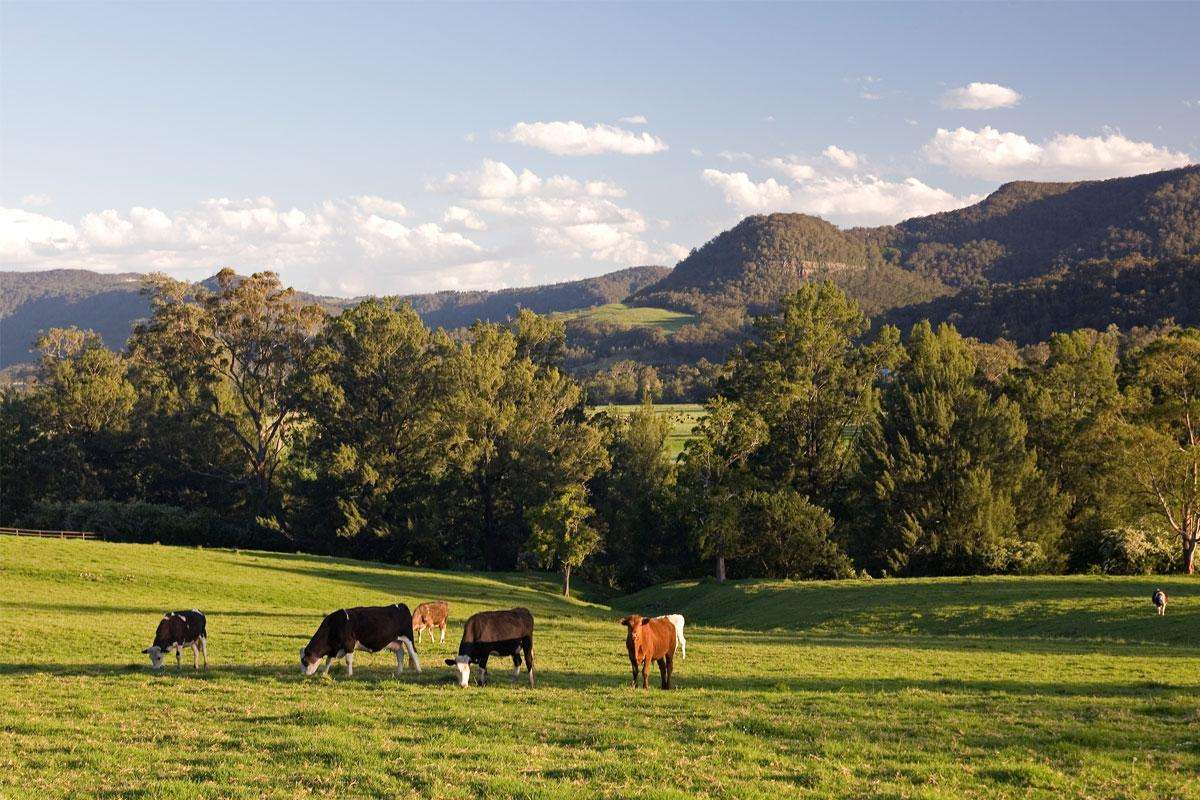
left=595, top=403, right=704, bottom=459
left=2, top=539, right=1198, bottom=799
left=557, top=303, right=698, bottom=333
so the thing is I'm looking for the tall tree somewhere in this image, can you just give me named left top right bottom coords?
left=676, top=397, right=768, bottom=581
left=129, top=270, right=324, bottom=516
left=290, top=298, right=449, bottom=557
left=525, top=483, right=600, bottom=597
left=862, top=321, right=1066, bottom=575
left=722, top=282, right=902, bottom=509
left=1114, top=330, right=1200, bottom=573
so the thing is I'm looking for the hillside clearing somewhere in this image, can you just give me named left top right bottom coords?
left=556, top=303, right=698, bottom=333
left=1, top=538, right=1197, bottom=799
left=594, top=403, right=704, bottom=458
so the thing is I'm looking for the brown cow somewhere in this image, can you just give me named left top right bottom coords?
left=621, top=614, right=676, bottom=690
left=412, top=601, right=450, bottom=644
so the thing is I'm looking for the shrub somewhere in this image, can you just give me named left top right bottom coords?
left=1095, top=525, right=1177, bottom=574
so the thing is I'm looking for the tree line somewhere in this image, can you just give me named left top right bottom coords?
left=2, top=270, right=1197, bottom=593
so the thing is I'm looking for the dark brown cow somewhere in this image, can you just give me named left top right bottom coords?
left=412, top=601, right=450, bottom=644
left=444, top=608, right=534, bottom=688
left=621, top=614, right=676, bottom=689
left=143, top=609, right=207, bottom=670
left=1153, top=589, right=1168, bottom=616
left=300, top=604, right=420, bottom=677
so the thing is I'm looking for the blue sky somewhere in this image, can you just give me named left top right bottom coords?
left=2, top=2, right=1197, bottom=295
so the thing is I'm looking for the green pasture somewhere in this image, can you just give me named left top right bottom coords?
left=1, top=538, right=1197, bottom=799
left=557, top=303, right=697, bottom=333
left=594, top=403, right=705, bottom=458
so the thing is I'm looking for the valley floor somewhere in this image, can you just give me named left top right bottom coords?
left=1, top=539, right=1197, bottom=799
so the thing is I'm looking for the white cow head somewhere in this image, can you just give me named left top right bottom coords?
left=444, top=655, right=472, bottom=687
left=299, top=646, right=321, bottom=676
left=142, top=645, right=166, bottom=670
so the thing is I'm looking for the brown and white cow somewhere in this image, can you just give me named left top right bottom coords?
left=300, top=604, right=421, bottom=677
left=444, top=608, right=534, bottom=688
left=412, top=600, right=450, bottom=644
left=143, top=609, right=207, bottom=670
left=655, top=613, right=687, bottom=659
left=621, top=614, right=676, bottom=690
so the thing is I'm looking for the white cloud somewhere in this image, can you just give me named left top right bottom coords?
left=501, top=120, right=667, bottom=156
left=701, top=167, right=980, bottom=226
left=718, top=150, right=755, bottom=162
left=443, top=205, right=488, bottom=231
left=618, top=115, right=648, bottom=125
left=0, top=196, right=485, bottom=294
left=354, top=195, right=409, bottom=219
left=823, top=145, right=861, bottom=170
left=701, top=169, right=792, bottom=211
left=940, top=82, right=1022, bottom=110
left=924, top=126, right=1192, bottom=179
left=689, top=148, right=704, bottom=157
left=463, top=132, right=478, bottom=143
left=20, top=194, right=53, bottom=207
left=763, top=156, right=816, bottom=181
left=0, top=208, right=78, bottom=261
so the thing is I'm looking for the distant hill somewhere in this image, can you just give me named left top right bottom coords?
left=0, top=265, right=670, bottom=369
left=403, top=266, right=669, bottom=330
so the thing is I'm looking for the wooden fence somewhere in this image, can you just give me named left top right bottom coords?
left=0, top=527, right=102, bottom=540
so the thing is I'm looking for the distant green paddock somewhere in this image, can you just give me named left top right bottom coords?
left=591, top=403, right=705, bottom=458
left=1, top=538, right=1197, bottom=799
left=557, top=303, right=697, bottom=333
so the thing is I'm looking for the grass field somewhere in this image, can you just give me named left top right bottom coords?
left=595, top=403, right=704, bottom=458
left=2, top=538, right=1198, bottom=799
left=556, top=303, right=697, bottom=333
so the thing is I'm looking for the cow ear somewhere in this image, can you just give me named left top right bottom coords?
left=142, top=648, right=151, bottom=654
left=444, top=659, right=456, bottom=666
left=619, top=617, right=630, bottom=627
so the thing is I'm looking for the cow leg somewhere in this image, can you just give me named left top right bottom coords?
left=199, top=636, right=208, bottom=668
left=344, top=652, right=354, bottom=677
left=663, top=652, right=674, bottom=690
left=192, top=642, right=199, bottom=669
left=439, top=624, right=446, bottom=644
left=679, top=632, right=686, bottom=659
left=398, top=636, right=421, bottom=673
left=523, top=640, right=535, bottom=688
left=321, top=656, right=332, bottom=676
left=511, top=652, right=522, bottom=683
left=641, top=660, right=650, bottom=690
left=175, top=646, right=182, bottom=669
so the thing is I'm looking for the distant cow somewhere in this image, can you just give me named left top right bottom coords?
left=622, top=614, right=675, bottom=690
left=300, top=604, right=421, bottom=677
left=412, top=601, right=450, bottom=644
left=656, top=613, right=687, bottom=659
left=143, top=609, right=207, bottom=671
left=444, top=608, right=534, bottom=688
left=1153, top=589, right=1168, bottom=616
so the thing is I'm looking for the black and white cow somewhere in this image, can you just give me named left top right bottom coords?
left=445, top=607, right=535, bottom=688
left=143, top=609, right=207, bottom=670
left=1153, top=589, right=1168, bottom=616
left=300, top=604, right=421, bottom=677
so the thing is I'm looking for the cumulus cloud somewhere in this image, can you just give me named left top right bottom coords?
left=0, top=196, right=485, bottom=294
left=443, top=205, right=488, bottom=231
left=501, top=120, right=667, bottom=156
left=431, top=159, right=681, bottom=266
left=701, top=170, right=792, bottom=211
left=940, top=82, right=1022, bottom=110
left=762, top=156, right=816, bottom=182
left=924, top=126, right=1192, bottom=179
left=618, top=115, right=648, bottom=125
left=823, top=145, right=861, bottom=170
left=20, top=194, right=53, bottom=207
left=701, top=166, right=980, bottom=226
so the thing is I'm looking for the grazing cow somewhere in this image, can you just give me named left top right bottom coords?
left=300, top=604, right=421, bottom=677
left=621, top=614, right=675, bottom=690
left=444, top=608, right=534, bottom=688
left=143, top=610, right=207, bottom=671
left=656, top=613, right=687, bottom=659
left=1153, top=589, right=1168, bottom=616
left=412, top=601, right=450, bottom=644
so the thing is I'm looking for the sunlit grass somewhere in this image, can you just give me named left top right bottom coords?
left=1, top=538, right=1197, bottom=798
left=557, top=303, right=698, bottom=333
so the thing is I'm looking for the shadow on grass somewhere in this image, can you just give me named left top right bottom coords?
left=1, top=661, right=1190, bottom=700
